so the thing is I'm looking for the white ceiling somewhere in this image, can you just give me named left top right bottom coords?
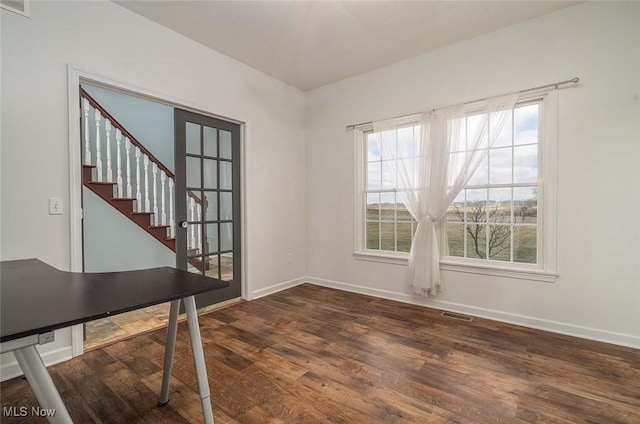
left=115, top=1, right=579, bottom=91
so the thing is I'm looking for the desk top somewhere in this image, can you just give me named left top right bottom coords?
left=0, top=259, right=229, bottom=342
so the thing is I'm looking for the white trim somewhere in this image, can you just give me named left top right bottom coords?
left=250, top=277, right=306, bottom=300
left=0, top=0, right=30, bottom=18
left=67, top=68, right=83, bottom=273
left=70, top=325, right=83, bottom=358
left=0, top=346, right=73, bottom=383
left=352, top=251, right=556, bottom=282
left=305, top=276, right=640, bottom=349
left=67, top=66, right=250, bottom=356
left=74, top=71, right=247, bottom=125
left=308, top=276, right=416, bottom=303
left=240, top=122, right=250, bottom=301
left=440, top=260, right=557, bottom=283
left=353, top=125, right=370, bottom=254
left=353, top=251, right=408, bottom=266
left=540, top=89, right=558, bottom=275
left=67, top=66, right=85, bottom=357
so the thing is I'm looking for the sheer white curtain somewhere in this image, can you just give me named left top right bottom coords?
left=374, top=94, right=518, bottom=296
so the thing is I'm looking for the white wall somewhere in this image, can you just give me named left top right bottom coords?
left=1, top=0, right=307, bottom=378
left=82, top=189, right=175, bottom=272
left=306, top=1, right=640, bottom=347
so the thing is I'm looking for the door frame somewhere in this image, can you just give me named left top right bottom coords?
left=67, top=66, right=250, bottom=357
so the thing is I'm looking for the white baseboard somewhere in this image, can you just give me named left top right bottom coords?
left=306, top=276, right=640, bottom=350
left=1, top=346, right=73, bottom=382
left=250, top=277, right=307, bottom=300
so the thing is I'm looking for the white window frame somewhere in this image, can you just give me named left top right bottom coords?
left=353, top=122, right=421, bottom=266
left=353, top=90, right=558, bottom=282
left=1, top=0, right=30, bottom=17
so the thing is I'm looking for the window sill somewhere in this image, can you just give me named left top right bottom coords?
left=353, top=252, right=409, bottom=266
left=440, top=260, right=557, bottom=283
left=353, top=252, right=557, bottom=283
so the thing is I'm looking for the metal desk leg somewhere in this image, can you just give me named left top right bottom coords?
left=158, top=299, right=181, bottom=406
left=183, top=295, right=214, bottom=424
left=14, top=345, right=73, bottom=424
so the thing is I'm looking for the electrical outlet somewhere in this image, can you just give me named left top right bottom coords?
left=38, top=331, right=55, bottom=345
left=287, top=253, right=293, bottom=264
left=49, top=197, right=63, bottom=215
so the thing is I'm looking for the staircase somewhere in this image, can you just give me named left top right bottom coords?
left=81, top=88, right=207, bottom=271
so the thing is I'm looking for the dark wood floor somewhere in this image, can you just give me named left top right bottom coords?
left=2, top=283, right=639, bottom=423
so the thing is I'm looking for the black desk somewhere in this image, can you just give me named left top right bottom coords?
left=0, top=259, right=228, bottom=424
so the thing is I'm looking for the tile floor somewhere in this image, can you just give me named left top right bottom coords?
left=84, top=302, right=171, bottom=350
left=84, top=298, right=241, bottom=351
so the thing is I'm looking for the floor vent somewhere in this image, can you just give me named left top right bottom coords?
left=441, top=311, right=474, bottom=322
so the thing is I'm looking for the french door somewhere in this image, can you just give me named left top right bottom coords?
left=174, top=109, right=241, bottom=307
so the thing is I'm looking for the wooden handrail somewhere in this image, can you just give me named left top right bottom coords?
left=81, top=88, right=175, bottom=179
left=81, top=87, right=204, bottom=205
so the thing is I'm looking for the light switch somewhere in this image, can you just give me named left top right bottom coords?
left=49, top=197, right=63, bottom=215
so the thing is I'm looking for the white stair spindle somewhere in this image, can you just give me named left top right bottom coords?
left=95, top=110, right=103, bottom=182
left=161, top=171, right=167, bottom=226
left=135, top=147, right=142, bottom=212
left=83, top=99, right=91, bottom=165
left=143, top=155, right=150, bottom=213
left=115, top=129, right=123, bottom=197
left=105, top=120, right=113, bottom=182
left=189, top=196, right=196, bottom=249
left=196, top=205, right=202, bottom=253
left=152, top=163, right=159, bottom=225
left=125, top=138, right=132, bottom=198
left=186, top=194, right=191, bottom=248
left=169, top=179, right=175, bottom=238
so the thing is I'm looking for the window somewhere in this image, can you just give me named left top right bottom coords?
left=363, top=124, right=419, bottom=254
left=355, top=91, right=557, bottom=280
left=444, top=101, right=541, bottom=266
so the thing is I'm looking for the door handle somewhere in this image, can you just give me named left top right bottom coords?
left=179, top=221, right=189, bottom=229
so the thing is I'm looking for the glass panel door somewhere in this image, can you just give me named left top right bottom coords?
left=175, top=109, right=241, bottom=308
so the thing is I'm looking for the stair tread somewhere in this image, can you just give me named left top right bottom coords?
left=131, top=211, right=153, bottom=215
left=111, top=197, right=136, bottom=201
left=149, top=225, right=170, bottom=229
left=82, top=164, right=96, bottom=169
